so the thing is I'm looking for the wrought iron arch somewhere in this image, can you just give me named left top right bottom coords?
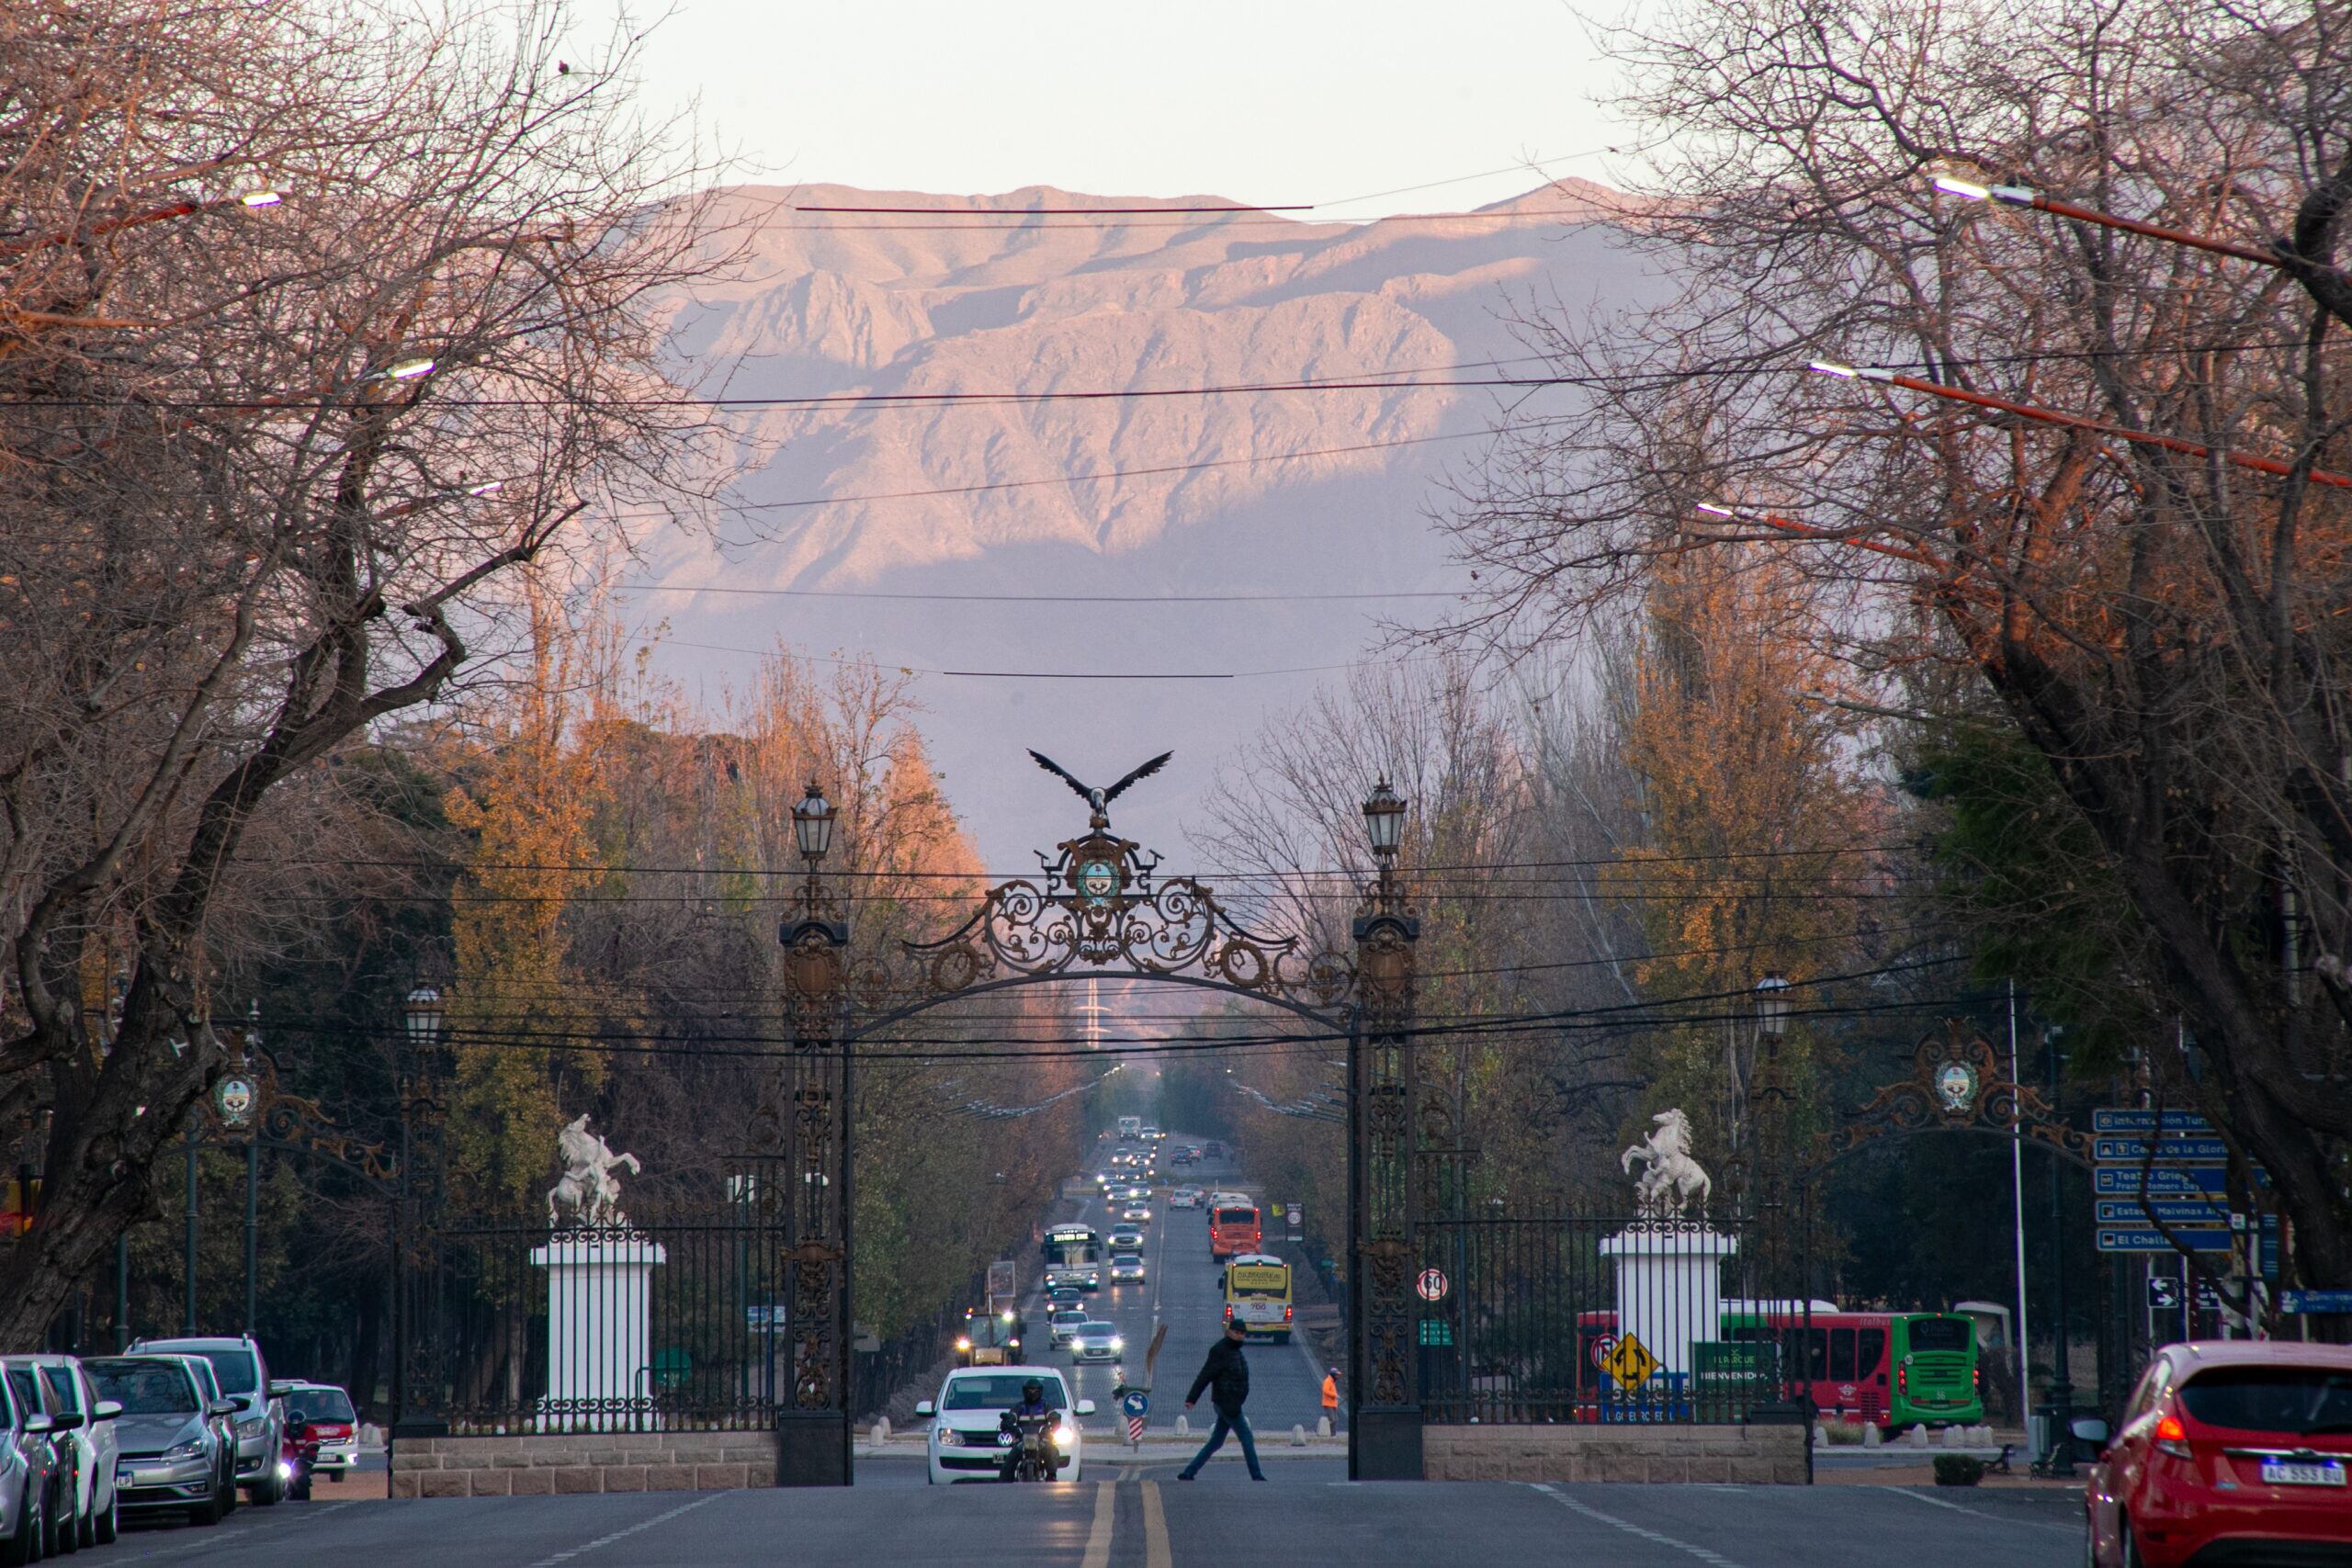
left=767, top=788, right=1428, bottom=1483
left=1798, top=1020, right=2096, bottom=1181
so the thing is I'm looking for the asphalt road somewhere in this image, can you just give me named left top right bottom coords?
left=93, top=1470, right=2086, bottom=1566
left=1035, top=1137, right=1327, bottom=1455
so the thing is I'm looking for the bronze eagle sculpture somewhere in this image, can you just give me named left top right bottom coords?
left=1027, top=750, right=1172, bottom=822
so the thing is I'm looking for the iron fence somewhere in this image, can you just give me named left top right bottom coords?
left=1418, top=1201, right=1803, bottom=1426
left=409, top=1196, right=795, bottom=1435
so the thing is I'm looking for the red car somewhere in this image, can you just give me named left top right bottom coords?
left=2086, top=1340, right=2352, bottom=1567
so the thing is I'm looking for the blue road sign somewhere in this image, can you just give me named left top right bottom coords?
left=2095, top=1136, right=2231, bottom=1163
left=1121, top=1392, right=1148, bottom=1418
left=2092, top=1109, right=2212, bottom=1134
left=2095, top=1167, right=2227, bottom=1195
left=2280, top=1291, right=2352, bottom=1314
left=2097, top=1226, right=2229, bottom=1254
left=2096, top=1199, right=2232, bottom=1225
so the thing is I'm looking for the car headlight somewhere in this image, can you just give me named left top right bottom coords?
left=1053, top=1425, right=1077, bottom=1450
left=161, top=1440, right=204, bottom=1461
left=1109, top=1337, right=1124, bottom=1351
left=936, top=1428, right=963, bottom=1448
left=236, top=1416, right=267, bottom=1438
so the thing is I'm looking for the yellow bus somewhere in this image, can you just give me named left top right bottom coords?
left=1222, top=1253, right=1294, bottom=1343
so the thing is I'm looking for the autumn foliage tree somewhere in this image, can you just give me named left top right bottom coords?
left=0, top=0, right=727, bottom=1345
left=1449, top=0, right=2352, bottom=1298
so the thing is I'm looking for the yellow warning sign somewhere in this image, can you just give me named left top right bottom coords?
left=1601, top=1331, right=1659, bottom=1391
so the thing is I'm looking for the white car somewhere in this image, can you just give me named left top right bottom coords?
left=1169, top=1188, right=1201, bottom=1210
left=917, top=1368, right=1091, bottom=1483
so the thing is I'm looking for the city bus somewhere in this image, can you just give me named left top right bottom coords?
left=1571, top=1306, right=1983, bottom=1430
left=1222, top=1253, right=1294, bottom=1342
left=1041, top=1224, right=1102, bottom=1292
left=1208, top=1201, right=1261, bottom=1260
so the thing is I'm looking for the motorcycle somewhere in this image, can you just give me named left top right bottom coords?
left=997, top=1411, right=1062, bottom=1482
left=277, top=1419, right=322, bottom=1501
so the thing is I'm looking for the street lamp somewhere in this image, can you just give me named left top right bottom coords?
left=404, top=986, right=444, bottom=1055
left=1361, top=779, right=1406, bottom=863
left=794, top=780, right=837, bottom=863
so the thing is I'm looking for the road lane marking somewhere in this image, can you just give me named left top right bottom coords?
left=1140, top=1480, right=1171, bottom=1568
left=1080, top=1480, right=1116, bottom=1568
left=526, top=1492, right=720, bottom=1565
left=1531, top=1483, right=1745, bottom=1568
left=1870, top=1484, right=2076, bottom=1534
left=109, top=1500, right=362, bottom=1562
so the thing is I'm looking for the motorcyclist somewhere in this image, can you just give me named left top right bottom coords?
left=998, top=1378, right=1063, bottom=1480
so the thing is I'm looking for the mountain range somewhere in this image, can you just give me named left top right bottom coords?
left=627, top=180, right=1653, bottom=868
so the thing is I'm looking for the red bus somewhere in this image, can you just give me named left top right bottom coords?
left=1208, top=1202, right=1261, bottom=1260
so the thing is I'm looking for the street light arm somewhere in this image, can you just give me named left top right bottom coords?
left=1933, top=175, right=2280, bottom=266
left=1806, top=364, right=2352, bottom=490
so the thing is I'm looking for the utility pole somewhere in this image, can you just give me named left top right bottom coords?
left=2043, top=1025, right=2075, bottom=1476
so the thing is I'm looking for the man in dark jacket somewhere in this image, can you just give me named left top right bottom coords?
left=1177, top=1319, right=1266, bottom=1481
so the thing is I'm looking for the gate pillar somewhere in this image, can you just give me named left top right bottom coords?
left=777, top=783, right=854, bottom=1485
left=1349, top=785, right=1421, bottom=1480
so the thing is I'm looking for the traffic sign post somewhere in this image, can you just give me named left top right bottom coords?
left=1600, top=1331, right=1659, bottom=1393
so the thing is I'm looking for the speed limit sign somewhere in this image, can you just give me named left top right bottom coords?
left=1416, top=1268, right=1449, bottom=1303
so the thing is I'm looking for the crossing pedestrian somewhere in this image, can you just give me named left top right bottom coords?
left=1321, top=1366, right=1340, bottom=1434
left=1177, top=1319, right=1265, bottom=1480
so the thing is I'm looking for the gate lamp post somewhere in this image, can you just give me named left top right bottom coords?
left=793, top=780, right=837, bottom=863
left=1361, top=779, right=1406, bottom=862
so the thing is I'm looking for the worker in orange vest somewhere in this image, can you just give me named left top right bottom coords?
left=1320, top=1367, right=1340, bottom=1434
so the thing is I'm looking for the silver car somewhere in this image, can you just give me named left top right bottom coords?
left=0, top=1368, right=63, bottom=1562
left=1067, top=1323, right=1125, bottom=1363
left=4, top=1356, right=120, bottom=1549
left=82, top=1356, right=237, bottom=1526
left=128, top=1336, right=287, bottom=1504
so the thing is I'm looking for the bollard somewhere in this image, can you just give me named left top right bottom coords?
left=1317, top=1416, right=1332, bottom=1439
left=878, top=1417, right=891, bottom=1441
left=1292, top=1424, right=1307, bottom=1448
left=1906, top=1426, right=1928, bottom=1449
left=1813, top=1424, right=1830, bottom=1448
left=1175, top=1415, right=1189, bottom=1438
left=870, top=1420, right=888, bottom=1447
left=1861, top=1423, right=1882, bottom=1449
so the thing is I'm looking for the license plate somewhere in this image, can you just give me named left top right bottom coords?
left=2261, top=1460, right=2346, bottom=1487
left=115, top=1465, right=134, bottom=1483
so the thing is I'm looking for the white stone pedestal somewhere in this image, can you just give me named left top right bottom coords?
left=1598, top=1224, right=1737, bottom=1384
left=530, top=1233, right=666, bottom=1431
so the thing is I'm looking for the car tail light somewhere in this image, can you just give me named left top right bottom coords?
left=1973, top=1365, right=1982, bottom=1391
left=1283, top=1306, right=1294, bottom=1321
left=1224, top=1305, right=1234, bottom=1320
left=1897, top=1366, right=1907, bottom=1396
left=2154, top=1412, right=2190, bottom=1460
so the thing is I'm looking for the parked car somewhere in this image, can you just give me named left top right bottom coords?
left=6, top=1356, right=120, bottom=1549
left=2086, top=1340, right=2352, bottom=1567
left=0, top=1367, right=63, bottom=1565
left=85, top=1356, right=238, bottom=1527
left=280, top=1384, right=358, bottom=1483
left=127, top=1336, right=289, bottom=1505
left=915, top=1367, right=1093, bottom=1484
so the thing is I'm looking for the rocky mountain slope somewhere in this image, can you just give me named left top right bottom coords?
left=628, top=181, right=1651, bottom=867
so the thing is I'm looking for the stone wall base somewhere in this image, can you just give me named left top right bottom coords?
left=1421, top=1423, right=1805, bottom=1483
left=390, top=1430, right=775, bottom=1497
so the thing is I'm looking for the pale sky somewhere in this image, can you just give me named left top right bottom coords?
left=583, top=0, right=1640, bottom=212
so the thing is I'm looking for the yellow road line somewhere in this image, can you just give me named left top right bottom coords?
left=1141, top=1479, right=1172, bottom=1568
left=1080, top=1479, right=1116, bottom=1568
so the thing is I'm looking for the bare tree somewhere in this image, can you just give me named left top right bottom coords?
left=1447, top=0, right=2352, bottom=1290
left=0, top=0, right=734, bottom=1343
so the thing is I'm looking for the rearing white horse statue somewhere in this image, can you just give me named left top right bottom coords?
left=547, top=1114, right=641, bottom=1228
left=1620, top=1109, right=1712, bottom=1219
